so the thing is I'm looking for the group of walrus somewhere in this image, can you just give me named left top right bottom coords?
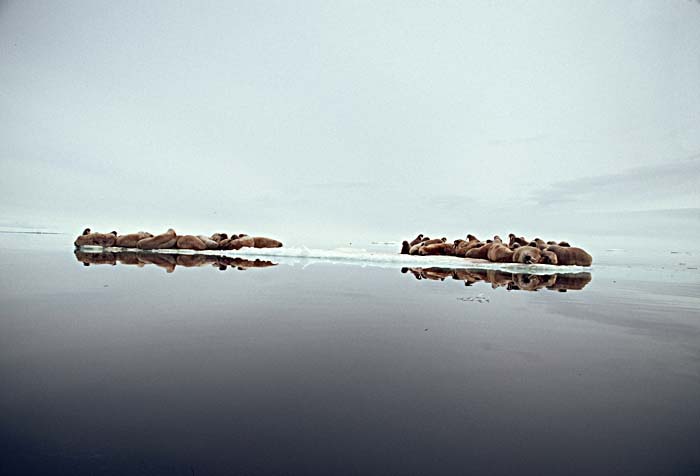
left=74, top=228, right=283, bottom=251
left=400, top=233, right=592, bottom=266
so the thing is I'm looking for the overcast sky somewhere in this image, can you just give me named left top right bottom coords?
left=1, top=1, right=699, bottom=245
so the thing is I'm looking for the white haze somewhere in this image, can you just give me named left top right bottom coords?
left=1, top=1, right=699, bottom=248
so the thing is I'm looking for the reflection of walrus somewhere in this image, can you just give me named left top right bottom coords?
left=136, top=253, right=177, bottom=273
left=514, top=274, right=557, bottom=292
left=546, top=272, right=592, bottom=291
left=74, top=250, right=117, bottom=265
left=487, top=243, right=514, bottom=262
left=400, top=241, right=410, bottom=254
left=176, top=254, right=210, bottom=267
left=115, top=232, right=153, bottom=248
left=116, top=251, right=144, bottom=267
left=176, top=235, right=207, bottom=251
left=137, top=229, right=177, bottom=250
left=545, top=245, right=593, bottom=266
left=512, top=246, right=542, bottom=264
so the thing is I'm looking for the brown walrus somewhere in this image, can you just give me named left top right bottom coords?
left=465, top=243, right=492, bottom=260
left=418, top=243, right=455, bottom=256
left=487, top=243, right=514, bottom=263
left=400, top=241, right=410, bottom=254
left=220, top=235, right=255, bottom=250
left=512, top=246, right=542, bottom=264
left=137, top=229, right=177, bottom=250
left=508, top=233, right=529, bottom=248
left=409, top=238, right=443, bottom=255
left=115, top=232, right=153, bottom=248
left=252, top=237, right=283, bottom=248
left=210, top=233, right=228, bottom=243
left=454, top=235, right=482, bottom=257
left=74, top=229, right=117, bottom=247
left=539, top=250, right=558, bottom=265
left=409, top=234, right=424, bottom=247
left=544, top=245, right=593, bottom=266
left=196, top=235, right=221, bottom=250
left=176, top=235, right=207, bottom=251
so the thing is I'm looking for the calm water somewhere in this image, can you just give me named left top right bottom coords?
left=1, top=237, right=699, bottom=475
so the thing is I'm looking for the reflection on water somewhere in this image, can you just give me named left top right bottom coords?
left=402, top=266, right=592, bottom=292
left=75, top=249, right=277, bottom=272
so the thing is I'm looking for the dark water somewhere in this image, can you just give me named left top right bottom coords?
left=1, top=245, right=699, bottom=475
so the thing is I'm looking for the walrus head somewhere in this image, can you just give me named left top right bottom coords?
left=540, top=250, right=558, bottom=265
left=110, top=231, right=117, bottom=236
left=82, top=228, right=91, bottom=235
left=558, top=241, right=570, bottom=247
left=511, top=243, right=521, bottom=249
left=528, top=241, right=538, bottom=247
left=493, top=235, right=502, bottom=243
left=467, top=234, right=477, bottom=241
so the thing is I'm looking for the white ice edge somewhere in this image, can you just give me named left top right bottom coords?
left=78, top=245, right=592, bottom=275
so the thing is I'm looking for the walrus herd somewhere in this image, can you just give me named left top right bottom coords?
left=74, top=228, right=283, bottom=251
left=401, top=233, right=592, bottom=266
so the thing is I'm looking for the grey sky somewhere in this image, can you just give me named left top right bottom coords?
left=1, top=1, right=699, bottom=245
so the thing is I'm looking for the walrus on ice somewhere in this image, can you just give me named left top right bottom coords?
left=115, top=232, right=153, bottom=248
left=74, top=229, right=117, bottom=247
left=512, top=246, right=542, bottom=264
left=137, top=229, right=177, bottom=250
left=409, top=234, right=424, bottom=247
left=176, top=235, right=207, bottom=251
left=487, top=243, right=514, bottom=263
left=544, top=245, right=592, bottom=266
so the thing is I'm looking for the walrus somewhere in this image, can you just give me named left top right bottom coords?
left=400, top=241, right=410, bottom=254
left=465, top=243, right=492, bottom=260
left=210, top=233, right=228, bottom=243
left=539, top=250, right=558, bottom=265
left=558, top=241, right=571, bottom=247
left=409, top=238, right=443, bottom=255
left=512, top=246, right=542, bottom=264
left=409, top=234, right=424, bottom=247
left=545, top=245, right=593, bottom=266
left=252, top=237, right=283, bottom=248
left=115, top=232, right=153, bottom=248
left=74, top=229, right=117, bottom=247
left=176, top=235, right=207, bottom=251
left=418, top=243, right=455, bottom=256
left=221, top=235, right=255, bottom=250
left=454, top=236, right=482, bottom=257
left=532, top=238, right=547, bottom=250
left=487, top=243, right=514, bottom=263
left=508, top=234, right=529, bottom=248
left=137, top=229, right=177, bottom=250
left=196, top=235, right=221, bottom=250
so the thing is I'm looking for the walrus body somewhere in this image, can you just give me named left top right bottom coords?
left=252, top=237, right=283, bottom=248
left=221, top=235, right=255, bottom=250
left=74, top=230, right=117, bottom=247
left=197, top=235, right=221, bottom=250
left=487, top=243, right=514, bottom=262
left=418, top=243, right=455, bottom=256
left=176, top=235, right=207, bottom=251
left=454, top=237, right=482, bottom=257
left=137, top=229, right=177, bottom=250
left=115, top=232, right=153, bottom=248
left=512, top=246, right=542, bottom=264
left=465, top=243, right=492, bottom=260
left=545, top=245, right=593, bottom=266
left=400, top=241, right=410, bottom=254
left=409, top=234, right=424, bottom=247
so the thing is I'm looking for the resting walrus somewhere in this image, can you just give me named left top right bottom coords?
left=252, top=237, right=283, bottom=248
left=512, top=246, right=542, bottom=264
left=115, top=232, right=153, bottom=248
left=220, top=235, right=255, bottom=250
left=545, top=245, right=593, bottom=266
left=74, top=229, right=117, bottom=247
left=409, top=234, right=424, bottom=247
left=176, top=235, right=207, bottom=251
left=400, top=241, right=410, bottom=254
left=137, top=229, right=177, bottom=250
left=418, top=243, right=455, bottom=256
left=487, top=243, right=514, bottom=263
